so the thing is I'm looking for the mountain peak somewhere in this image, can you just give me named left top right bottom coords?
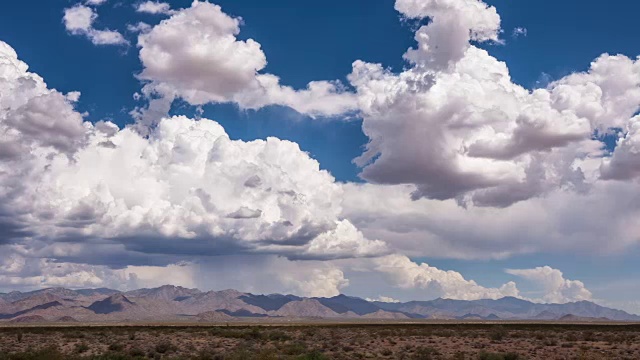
left=87, top=294, right=136, bottom=314
left=126, top=285, right=201, bottom=301
left=274, top=299, right=341, bottom=318
left=110, top=293, right=133, bottom=302
left=213, top=289, right=244, bottom=298
left=157, top=285, right=188, bottom=291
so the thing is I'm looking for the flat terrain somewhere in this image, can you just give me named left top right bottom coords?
left=0, top=323, right=639, bottom=359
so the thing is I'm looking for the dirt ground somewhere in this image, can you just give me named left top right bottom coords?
left=0, top=323, right=639, bottom=359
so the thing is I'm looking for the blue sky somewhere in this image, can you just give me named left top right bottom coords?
left=1, top=0, right=640, bottom=311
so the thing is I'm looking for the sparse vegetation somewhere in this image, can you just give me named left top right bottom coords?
left=74, top=342, right=90, bottom=354
left=488, top=326, right=507, bottom=341
left=128, top=347, right=145, bottom=357
left=108, top=343, right=123, bottom=352
left=411, top=346, right=440, bottom=359
left=0, top=324, right=637, bottom=359
left=478, top=351, right=522, bottom=360
left=154, top=340, right=175, bottom=354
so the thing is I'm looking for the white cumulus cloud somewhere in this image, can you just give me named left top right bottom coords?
left=136, top=1, right=357, bottom=120
left=63, top=5, right=128, bottom=46
left=506, top=266, right=593, bottom=303
left=135, top=1, right=175, bottom=15
left=5, top=116, right=387, bottom=260
left=374, top=254, right=519, bottom=300
left=346, top=0, right=640, bottom=208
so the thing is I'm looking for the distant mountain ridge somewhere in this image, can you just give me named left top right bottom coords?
left=373, top=296, right=639, bottom=321
left=0, top=286, right=638, bottom=323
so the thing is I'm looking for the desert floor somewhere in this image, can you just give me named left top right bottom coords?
left=0, top=322, right=639, bottom=359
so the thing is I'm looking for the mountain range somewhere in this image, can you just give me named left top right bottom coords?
left=0, top=286, right=638, bottom=323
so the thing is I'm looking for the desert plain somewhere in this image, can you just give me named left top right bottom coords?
left=1, top=322, right=639, bottom=360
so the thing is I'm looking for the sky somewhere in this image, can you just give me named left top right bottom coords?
left=0, top=0, right=640, bottom=313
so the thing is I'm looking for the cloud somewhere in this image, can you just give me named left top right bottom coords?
left=86, top=0, right=107, bottom=5
left=191, top=255, right=350, bottom=297
left=0, top=41, right=87, bottom=157
left=600, top=116, right=640, bottom=180
left=136, top=1, right=357, bottom=119
left=346, top=0, right=640, bottom=207
left=123, top=263, right=197, bottom=289
left=135, top=1, right=174, bottom=15
left=1, top=246, right=350, bottom=297
left=0, top=248, right=132, bottom=290
left=0, top=246, right=200, bottom=291
left=0, top=243, right=503, bottom=301
left=193, top=256, right=350, bottom=297
left=0, top=40, right=386, bottom=267
left=512, top=27, right=527, bottom=38
left=63, top=5, right=128, bottom=46
left=0, top=40, right=92, bottom=255
left=366, top=296, right=400, bottom=303
left=127, top=22, right=152, bottom=34
left=341, top=182, right=640, bottom=260
left=280, top=267, right=349, bottom=298
left=374, top=254, right=519, bottom=300
left=598, top=300, right=640, bottom=316
left=506, top=266, right=592, bottom=303
left=5, top=116, right=387, bottom=260
left=395, top=0, right=501, bottom=69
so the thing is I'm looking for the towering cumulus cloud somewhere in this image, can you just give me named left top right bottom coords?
left=348, top=0, right=640, bottom=208
left=0, top=41, right=88, bottom=245
left=507, top=266, right=592, bottom=303
left=24, top=116, right=387, bottom=259
left=0, top=40, right=385, bottom=263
